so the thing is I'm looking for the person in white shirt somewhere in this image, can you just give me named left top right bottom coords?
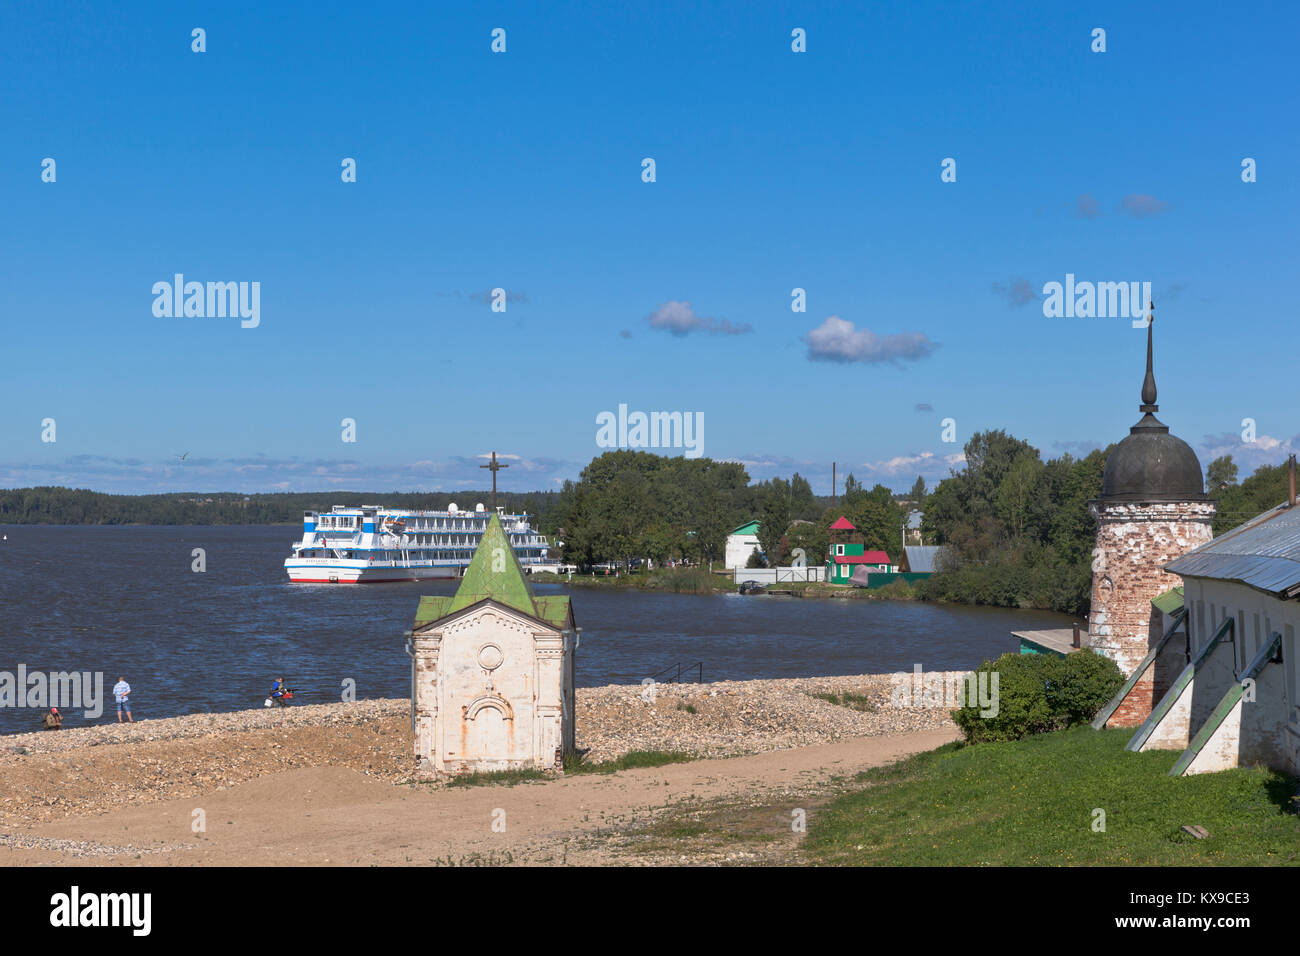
left=113, top=676, right=134, bottom=723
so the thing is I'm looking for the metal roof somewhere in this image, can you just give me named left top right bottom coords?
left=1150, top=586, right=1184, bottom=616
left=1165, top=502, right=1300, bottom=597
left=902, top=545, right=943, bottom=573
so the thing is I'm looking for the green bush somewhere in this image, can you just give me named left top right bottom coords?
left=1043, top=649, right=1124, bottom=726
left=873, top=579, right=917, bottom=600
left=952, top=649, right=1124, bottom=744
left=647, top=567, right=718, bottom=594
left=914, top=546, right=1093, bottom=616
left=952, top=653, right=1053, bottom=743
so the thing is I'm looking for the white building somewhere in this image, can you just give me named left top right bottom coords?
left=409, top=513, right=576, bottom=777
left=724, top=519, right=761, bottom=569
left=1107, top=487, right=1300, bottom=777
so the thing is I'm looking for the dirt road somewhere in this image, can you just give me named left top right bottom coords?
left=0, top=728, right=957, bottom=866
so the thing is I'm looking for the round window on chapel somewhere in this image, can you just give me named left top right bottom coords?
left=477, top=643, right=505, bottom=672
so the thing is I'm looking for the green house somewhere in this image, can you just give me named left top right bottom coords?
left=824, top=516, right=891, bottom=583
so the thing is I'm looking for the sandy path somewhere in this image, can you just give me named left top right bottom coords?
left=0, top=728, right=957, bottom=866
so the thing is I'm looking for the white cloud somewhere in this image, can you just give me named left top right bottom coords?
left=805, top=316, right=939, bottom=364
left=645, top=300, right=751, bottom=337
left=858, top=450, right=966, bottom=482
left=1198, top=432, right=1298, bottom=476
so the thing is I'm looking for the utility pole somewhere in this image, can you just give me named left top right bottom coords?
left=480, top=451, right=509, bottom=511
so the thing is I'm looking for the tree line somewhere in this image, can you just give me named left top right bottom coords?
left=550, top=450, right=826, bottom=566
left=0, top=487, right=565, bottom=528
left=916, top=432, right=1295, bottom=616
left=1203, top=453, right=1294, bottom=536
left=550, top=450, right=917, bottom=568
left=917, top=431, right=1104, bottom=615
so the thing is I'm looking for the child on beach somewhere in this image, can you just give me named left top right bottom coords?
left=113, top=676, right=134, bottom=723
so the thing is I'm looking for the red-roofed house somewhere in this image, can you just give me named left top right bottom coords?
left=824, top=516, right=893, bottom=582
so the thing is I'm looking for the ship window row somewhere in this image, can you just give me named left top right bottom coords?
left=300, top=548, right=544, bottom=562
left=317, top=517, right=358, bottom=529
left=314, top=526, right=544, bottom=544
left=316, top=517, right=515, bottom=532
left=400, top=519, right=490, bottom=532
left=309, top=545, right=544, bottom=554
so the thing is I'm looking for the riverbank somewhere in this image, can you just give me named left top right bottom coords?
left=0, top=673, right=960, bottom=832
left=531, top=567, right=734, bottom=593
left=530, top=568, right=919, bottom=600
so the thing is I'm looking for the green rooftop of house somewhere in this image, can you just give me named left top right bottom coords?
left=1151, top=585, right=1184, bottom=617
left=413, top=512, right=572, bottom=630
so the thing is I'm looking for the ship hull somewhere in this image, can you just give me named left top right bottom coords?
left=284, top=563, right=462, bottom=584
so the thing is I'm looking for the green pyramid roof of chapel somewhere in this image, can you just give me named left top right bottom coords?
left=412, top=513, right=572, bottom=630
left=447, top=511, right=539, bottom=617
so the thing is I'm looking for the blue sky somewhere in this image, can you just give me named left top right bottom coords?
left=2, top=0, right=1296, bottom=495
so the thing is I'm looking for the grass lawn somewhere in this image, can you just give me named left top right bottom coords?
left=567, top=750, right=695, bottom=774
left=443, top=750, right=696, bottom=787
left=803, top=726, right=1300, bottom=866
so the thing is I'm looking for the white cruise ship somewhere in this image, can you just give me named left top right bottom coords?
left=284, top=503, right=552, bottom=583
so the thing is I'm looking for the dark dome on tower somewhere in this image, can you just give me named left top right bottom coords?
left=1100, top=309, right=1206, bottom=501
left=1102, top=421, right=1205, bottom=500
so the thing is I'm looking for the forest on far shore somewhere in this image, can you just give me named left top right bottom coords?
left=0, top=487, right=566, bottom=530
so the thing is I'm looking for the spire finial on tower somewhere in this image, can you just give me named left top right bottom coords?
left=1140, top=300, right=1158, bottom=411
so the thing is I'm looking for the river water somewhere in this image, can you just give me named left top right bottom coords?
left=0, top=525, right=1076, bottom=733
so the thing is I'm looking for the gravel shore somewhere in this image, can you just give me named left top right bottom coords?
left=574, top=672, right=958, bottom=761
left=0, top=673, right=959, bottom=828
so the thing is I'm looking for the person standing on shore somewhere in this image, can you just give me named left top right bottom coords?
left=113, top=676, right=134, bottom=723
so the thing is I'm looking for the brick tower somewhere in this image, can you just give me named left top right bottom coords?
left=1088, top=307, right=1214, bottom=726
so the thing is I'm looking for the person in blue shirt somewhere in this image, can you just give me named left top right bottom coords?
left=113, top=677, right=133, bottom=723
left=270, top=677, right=289, bottom=706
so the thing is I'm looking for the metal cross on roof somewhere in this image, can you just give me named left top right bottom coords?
left=480, top=451, right=509, bottom=510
